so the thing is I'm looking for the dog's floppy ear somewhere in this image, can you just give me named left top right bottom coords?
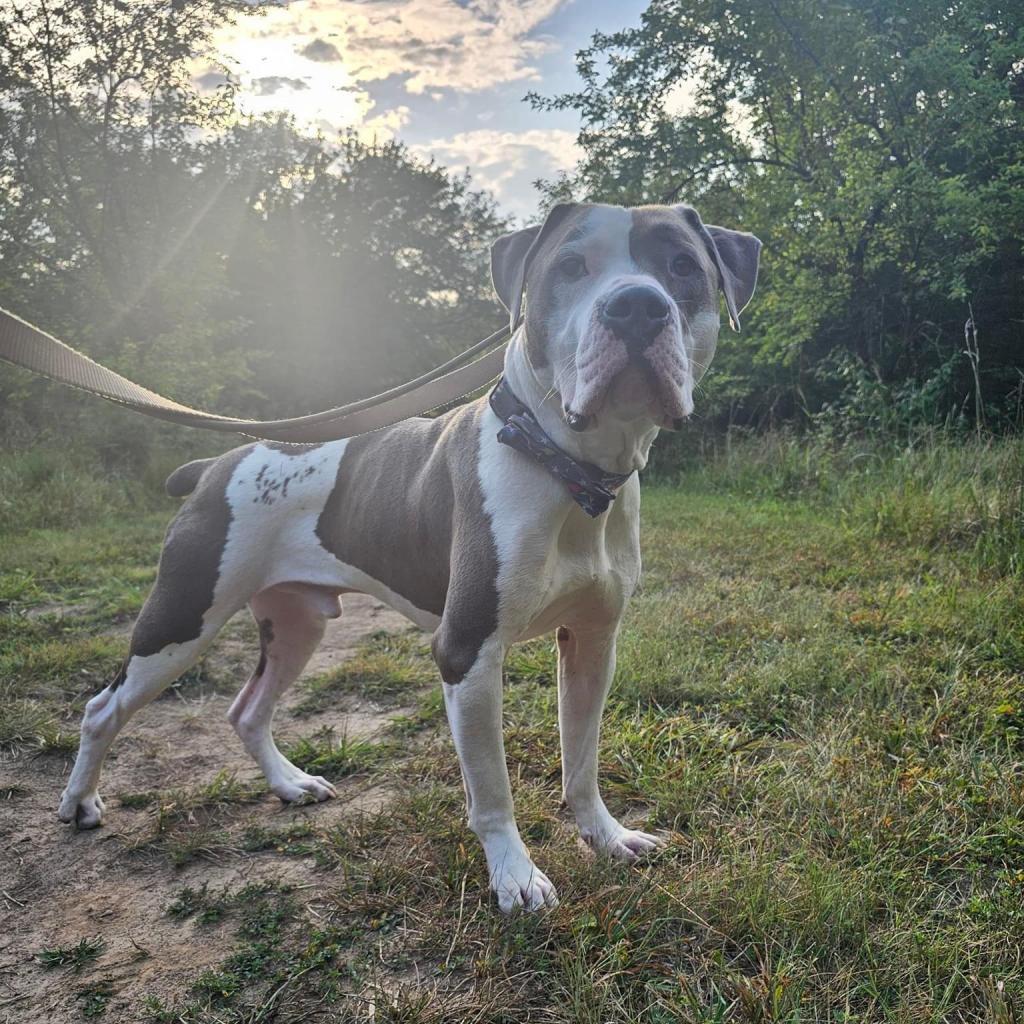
left=703, top=224, right=762, bottom=332
left=676, top=206, right=762, bottom=332
left=490, top=202, right=578, bottom=333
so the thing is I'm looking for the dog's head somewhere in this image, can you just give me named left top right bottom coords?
left=491, top=202, right=761, bottom=432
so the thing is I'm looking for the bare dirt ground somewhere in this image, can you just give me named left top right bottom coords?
left=0, top=594, right=419, bottom=1024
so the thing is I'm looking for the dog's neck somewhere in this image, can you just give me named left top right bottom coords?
left=501, top=329, right=661, bottom=476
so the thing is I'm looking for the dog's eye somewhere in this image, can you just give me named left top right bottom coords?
left=558, top=255, right=587, bottom=280
left=670, top=252, right=699, bottom=277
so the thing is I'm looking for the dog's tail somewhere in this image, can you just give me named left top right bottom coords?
left=165, top=457, right=217, bottom=498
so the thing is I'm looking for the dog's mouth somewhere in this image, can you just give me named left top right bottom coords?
left=560, top=324, right=693, bottom=432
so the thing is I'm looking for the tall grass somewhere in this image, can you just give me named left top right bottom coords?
left=654, top=430, right=1024, bottom=576
left=2, top=430, right=1022, bottom=575
left=0, top=446, right=180, bottom=534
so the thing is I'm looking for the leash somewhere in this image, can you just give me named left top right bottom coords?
left=0, top=305, right=509, bottom=443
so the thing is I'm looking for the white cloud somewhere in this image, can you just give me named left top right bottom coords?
left=411, top=128, right=581, bottom=219
left=214, top=0, right=569, bottom=100
left=200, top=1, right=579, bottom=209
left=359, top=104, right=412, bottom=142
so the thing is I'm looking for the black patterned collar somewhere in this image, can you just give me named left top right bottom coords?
left=488, top=377, right=633, bottom=517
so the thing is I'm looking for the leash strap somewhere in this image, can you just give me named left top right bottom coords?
left=0, top=306, right=509, bottom=443
left=488, top=377, right=632, bottom=517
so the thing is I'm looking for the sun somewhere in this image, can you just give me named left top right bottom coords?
left=211, top=8, right=367, bottom=135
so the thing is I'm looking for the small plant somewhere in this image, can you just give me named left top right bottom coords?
left=286, top=728, right=391, bottom=778
left=79, top=979, right=115, bottom=1018
left=37, top=936, right=105, bottom=972
left=117, top=790, right=156, bottom=809
left=295, top=630, right=435, bottom=713
left=166, top=882, right=230, bottom=923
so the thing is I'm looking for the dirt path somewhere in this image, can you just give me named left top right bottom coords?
left=0, top=594, right=422, bottom=1023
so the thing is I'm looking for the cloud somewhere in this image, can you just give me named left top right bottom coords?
left=411, top=128, right=581, bottom=219
left=253, top=75, right=310, bottom=95
left=300, top=37, right=342, bottom=62
left=359, top=104, right=412, bottom=142
left=201, top=1, right=580, bottom=212
left=195, top=69, right=230, bottom=90
left=215, top=0, right=570, bottom=98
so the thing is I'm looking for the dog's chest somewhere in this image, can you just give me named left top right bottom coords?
left=513, top=497, right=641, bottom=639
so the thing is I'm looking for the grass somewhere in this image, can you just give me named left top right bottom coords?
left=37, top=937, right=106, bottom=973
left=295, top=630, right=437, bottom=713
left=3, top=434, right=1022, bottom=1021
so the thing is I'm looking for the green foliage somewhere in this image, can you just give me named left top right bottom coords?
left=37, top=937, right=106, bottom=973
left=0, top=0, right=507, bottom=461
left=295, top=630, right=437, bottom=713
left=648, top=429, right=1024, bottom=574
left=285, top=728, right=393, bottom=778
left=534, top=0, right=1024, bottom=431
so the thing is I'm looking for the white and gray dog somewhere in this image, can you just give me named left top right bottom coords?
left=58, top=201, right=760, bottom=913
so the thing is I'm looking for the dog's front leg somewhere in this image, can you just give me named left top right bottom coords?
left=557, top=624, right=664, bottom=860
left=438, top=637, right=558, bottom=913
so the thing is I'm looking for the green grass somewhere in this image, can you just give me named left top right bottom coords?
left=3, top=435, right=1022, bottom=1021
left=295, top=630, right=436, bottom=713
left=37, top=937, right=106, bottom=973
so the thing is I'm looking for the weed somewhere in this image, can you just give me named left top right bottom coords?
left=78, top=980, right=115, bottom=1018
left=295, top=630, right=436, bottom=713
left=37, top=937, right=105, bottom=972
left=285, top=727, right=392, bottom=778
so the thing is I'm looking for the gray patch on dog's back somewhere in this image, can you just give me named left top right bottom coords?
left=315, top=403, right=499, bottom=683
left=131, top=446, right=250, bottom=658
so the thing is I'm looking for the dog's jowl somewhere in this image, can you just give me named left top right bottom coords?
left=58, top=202, right=760, bottom=914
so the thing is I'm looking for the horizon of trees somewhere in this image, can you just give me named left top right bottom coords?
left=1, top=0, right=1021, bottom=464
left=532, top=0, right=1024, bottom=435
left=0, top=0, right=508, bottom=457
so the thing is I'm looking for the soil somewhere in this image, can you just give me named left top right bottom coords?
left=0, top=594, right=421, bottom=1023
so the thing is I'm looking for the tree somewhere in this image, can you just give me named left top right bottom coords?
left=533, top=0, right=1024, bottom=430
left=0, top=0, right=507, bottom=452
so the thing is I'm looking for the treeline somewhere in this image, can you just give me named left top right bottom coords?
left=0, top=0, right=506, bottom=459
left=533, top=0, right=1024, bottom=434
left=1, top=0, right=1021, bottom=463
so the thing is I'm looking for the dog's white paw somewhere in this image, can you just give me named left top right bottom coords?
left=57, top=790, right=105, bottom=829
left=484, top=840, right=559, bottom=914
left=270, top=770, right=337, bottom=804
left=581, top=823, right=665, bottom=862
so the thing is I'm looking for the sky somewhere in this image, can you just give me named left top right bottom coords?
left=203, top=0, right=648, bottom=222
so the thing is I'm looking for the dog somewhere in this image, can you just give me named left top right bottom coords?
left=57, top=201, right=760, bottom=913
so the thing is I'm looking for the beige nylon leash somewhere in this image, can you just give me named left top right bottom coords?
left=0, top=306, right=509, bottom=442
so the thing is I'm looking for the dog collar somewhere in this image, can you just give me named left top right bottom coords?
left=488, top=377, right=632, bottom=518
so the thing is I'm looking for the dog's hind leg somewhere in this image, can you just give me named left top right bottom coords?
left=57, top=610, right=235, bottom=829
left=227, top=584, right=342, bottom=803
left=59, top=446, right=257, bottom=829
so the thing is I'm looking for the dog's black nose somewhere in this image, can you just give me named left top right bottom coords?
left=599, top=285, right=671, bottom=346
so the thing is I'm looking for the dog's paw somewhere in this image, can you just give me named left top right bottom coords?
left=581, top=823, right=665, bottom=862
left=270, top=771, right=337, bottom=805
left=485, top=841, right=559, bottom=914
left=57, top=790, right=105, bottom=829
